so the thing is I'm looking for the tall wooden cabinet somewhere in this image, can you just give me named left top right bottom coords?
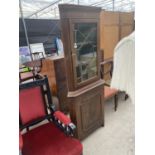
left=59, top=4, right=104, bottom=140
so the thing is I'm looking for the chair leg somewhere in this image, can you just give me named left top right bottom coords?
left=114, top=94, right=118, bottom=111
left=125, top=93, right=129, bottom=100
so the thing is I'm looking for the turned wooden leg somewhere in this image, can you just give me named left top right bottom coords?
left=101, top=120, right=104, bottom=127
left=114, top=94, right=118, bottom=111
left=125, top=93, right=129, bottom=100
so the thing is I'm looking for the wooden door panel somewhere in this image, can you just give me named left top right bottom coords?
left=80, top=93, right=102, bottom=131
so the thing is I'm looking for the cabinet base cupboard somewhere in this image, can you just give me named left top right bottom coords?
left=59, top=4, right=104, bottom=140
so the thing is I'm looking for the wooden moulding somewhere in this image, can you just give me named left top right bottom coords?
left=59, top=4, right=101, bottom=19
left=68, top=79, right=104, bottom=97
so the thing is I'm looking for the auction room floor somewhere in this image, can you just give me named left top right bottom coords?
left=82, top=93, right=135, bottom=155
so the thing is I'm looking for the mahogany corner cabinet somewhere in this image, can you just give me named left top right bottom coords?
left=59, top=4, right=104, bottom=140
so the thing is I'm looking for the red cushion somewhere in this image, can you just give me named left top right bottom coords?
left=104, top=86, right=118, bottom=99
left=22, top=123, right=83, bottom=155
left=19, top=87, right=46, bottom=125
left=54, top=111, right=71, bottom=125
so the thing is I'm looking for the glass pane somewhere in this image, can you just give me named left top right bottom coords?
left=73, top=23, right=97, bottom=84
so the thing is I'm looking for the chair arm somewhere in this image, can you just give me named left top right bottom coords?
left=53, top=111, right=76, bottom=136
left=54, top=111, right=71, bottom=126
left=100, top=57, right=113, bottom=66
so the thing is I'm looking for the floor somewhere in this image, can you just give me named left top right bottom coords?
left=82, top=93, right=135, bottom=155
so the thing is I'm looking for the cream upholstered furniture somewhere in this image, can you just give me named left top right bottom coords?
left=111, top=32, right=135, bottom=103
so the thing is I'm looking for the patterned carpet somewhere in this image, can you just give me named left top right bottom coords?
left=82, top=93, right=135, bottom=155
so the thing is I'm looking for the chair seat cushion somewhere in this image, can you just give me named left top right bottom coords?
left=22, top=123, right=82, bottom=155
left=104, top=86, right=118, bottom=99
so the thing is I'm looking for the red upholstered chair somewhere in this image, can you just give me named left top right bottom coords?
left=19, top=76, right=83, bottom=155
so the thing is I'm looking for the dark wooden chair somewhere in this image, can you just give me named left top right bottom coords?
left=100, top=50, right=129, bottom=111
left=100, top=57, right=119, bottom=111
left=19, top=76, right=83, bottom=155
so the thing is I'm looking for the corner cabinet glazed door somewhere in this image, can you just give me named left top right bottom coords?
left=70, top=19, right=100, bottom=89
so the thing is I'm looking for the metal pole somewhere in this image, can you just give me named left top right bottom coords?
left=19, top=0, right=33, bottom=61
left=112, top=0, right=115, bottom=11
